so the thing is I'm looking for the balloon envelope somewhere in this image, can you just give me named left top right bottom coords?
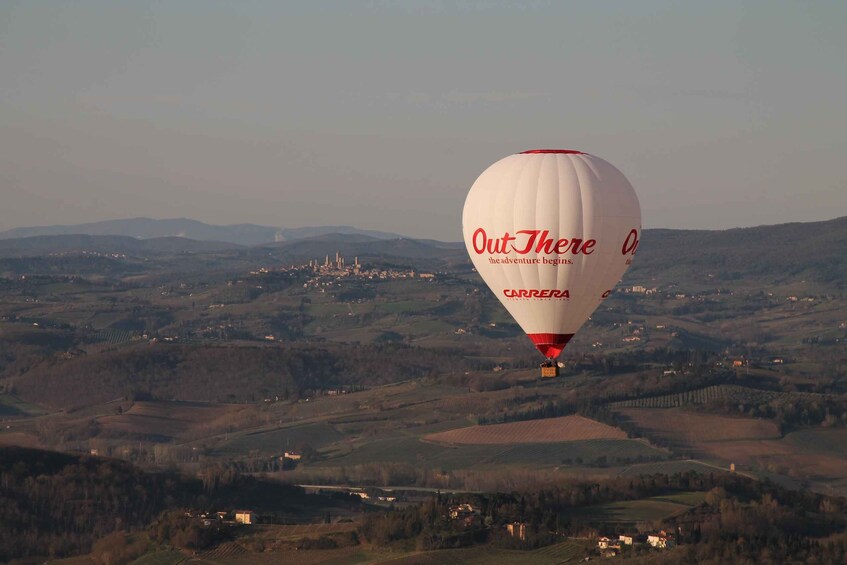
left=462, top=150, right=641, bottom=358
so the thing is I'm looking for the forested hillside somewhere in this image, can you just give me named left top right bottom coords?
left=12, top=342, right=462, bottom=409
left=0, top=446, right=357, bottom=562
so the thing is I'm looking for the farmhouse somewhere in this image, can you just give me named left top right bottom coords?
left=235, top=510, right=257, bottom=525
left=647, top=531, right=675, bottom=549
left=598, top=536, right=622, bottom=557
left=619, top=533, right=646, bottom=545
left=506, top=522, right=526, bottom=541
left=449, top=503, right=477, bottom=520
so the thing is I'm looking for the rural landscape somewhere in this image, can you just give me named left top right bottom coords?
left=1, top=216, right=846, bottom=564
left=4, top=1, right=846, bottom=563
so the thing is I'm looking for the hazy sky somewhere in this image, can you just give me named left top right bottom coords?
left=1, top=1, right=845, bottom=239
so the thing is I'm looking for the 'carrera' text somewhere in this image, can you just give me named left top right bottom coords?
left=503, top=289, right=571, bottom=299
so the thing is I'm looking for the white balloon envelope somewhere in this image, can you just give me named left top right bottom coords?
left=462, top=150, right=641, bottom=359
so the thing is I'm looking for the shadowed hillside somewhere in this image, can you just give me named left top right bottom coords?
left=631, top=216, right=847, bottom=286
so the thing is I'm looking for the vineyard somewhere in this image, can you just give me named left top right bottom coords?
left=609, top=384, right=824, bottom=409
left=531, top=541, right=588, bottom=563
left=93, top=328, right=137, bottom=345
left=199, top=540, right=248, bottom=560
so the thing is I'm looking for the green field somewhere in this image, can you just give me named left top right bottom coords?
left=218, top=422, right=345, bottom=455
left=487, top=439, right=669, bottom=466
left=783, top=429, right=847, bottom=456
left=376, top=541, right=588, bottom=564
left=316, top=437, right=505, bottom=470
left=316, top=438, right=668, bottom=471
left=0, top=394, right=45, bottom=417
left=650, top=491, right=708, bottom=506
left=374, top=300, right=437, bottom=315
left=129, top=549, right=185, bottom=565
left=618, top=459, right=727, bottom=477
left=566, top=491, right=704, bottom=524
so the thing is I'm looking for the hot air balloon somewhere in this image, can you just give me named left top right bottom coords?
left=462, top=150, right=641, bottom=377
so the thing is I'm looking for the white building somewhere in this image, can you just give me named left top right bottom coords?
left=647, top=533, right=675, bottom=549
left=235, top=510, right=257, bottom=525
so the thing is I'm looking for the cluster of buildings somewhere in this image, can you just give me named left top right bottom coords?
left=297, top=255, right=435, bottom=294
left=184, top=509, right=258, bottom=526
left=597, top=531, right=676, bottom=557
left=623, top=285, right=659, bottom=295
left=307, top=252, right=363, bottom=276
left=448, top=503, right=481, bottom=527
left=350, top=490, right=397, bottom=503
left=252, top=251, right=436, bottom=286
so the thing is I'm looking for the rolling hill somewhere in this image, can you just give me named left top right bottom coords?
left=629, top=216, right=847, bottom=287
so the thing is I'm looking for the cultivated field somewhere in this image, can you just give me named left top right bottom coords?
left=218, top=422, right=345, bottom=456
left=618, top=459, right=730, bottom=477
left=690, top=429, right=847, bottom=490
left=0, top=394, right=45, bottom=417
left=486, top=439, right=669, bottom=465
left=566, top=491, right=706, bottom=524
left=424, top=415, right=627, bottom=445
left=374, top=541, right=589, bottom=564
left=613, top=412, right=847, bottom=495
left=316, top=437, right=669, bottom=471
left=97, top=401, right=245, bottom=441
left=616, top=408, right=781, bottom=444
left=0, top=430, right=43, bottom=448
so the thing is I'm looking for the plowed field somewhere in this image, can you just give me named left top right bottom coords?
left=616, top=408, right=780, bottom=443
left=97, top=400, right=244, bottom=440
left=423, top=415, right=626, bottom=445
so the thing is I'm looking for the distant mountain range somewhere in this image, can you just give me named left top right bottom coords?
left=0, top=234, right=244, bottom=257
left=0, top=218, right=402, bottom=246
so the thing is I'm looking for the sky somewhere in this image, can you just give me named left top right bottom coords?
left=1, top=1, right=845, bottom=240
